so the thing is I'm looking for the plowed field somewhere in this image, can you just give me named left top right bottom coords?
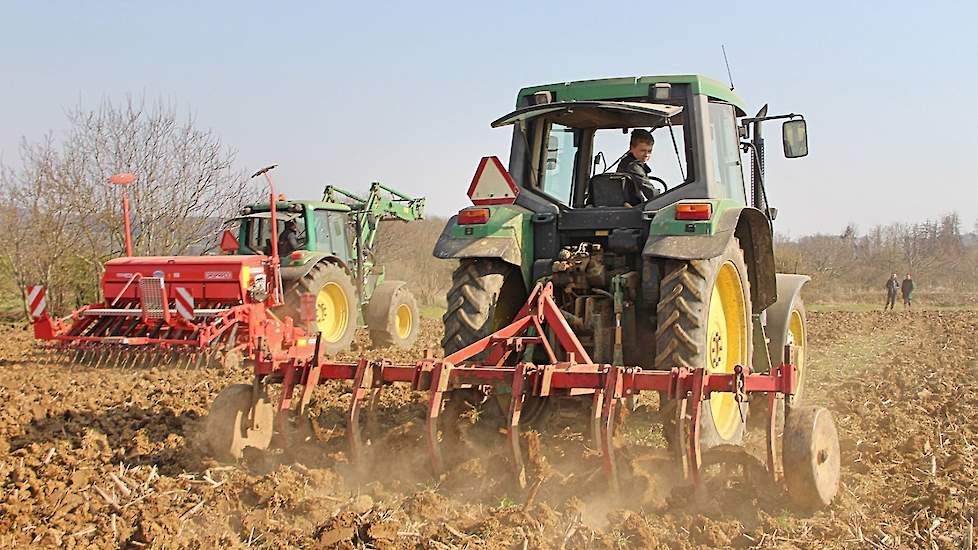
left=1, top=311, right=977, bottom=548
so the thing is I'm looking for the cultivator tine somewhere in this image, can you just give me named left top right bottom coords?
left=766, top=390, right=779, bottom=481
left=506, top=362, right=528, bottom=488
left=425, top=361, right=452, bottom=474
left=93, top=347, right=108, bottom=368
left=600, top=367, right=621, bottom=491
left=687, top=368, right=706, bottom=483
left=347, top=358, right=371, bottom=464
left=590, top=388, right=604, bottom=451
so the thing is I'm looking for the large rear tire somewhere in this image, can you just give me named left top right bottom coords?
left=656, top=237, right=752, bottom=449
left=441, top=259, right=550, bottom=426
left=285, top=262, right=358, bottom=355
left=442, top=259, right=525, bottom=358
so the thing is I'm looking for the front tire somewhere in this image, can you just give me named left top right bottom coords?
left=366, top=281, right=420, bottom=349
left=656, top=238, right=752, bottom=449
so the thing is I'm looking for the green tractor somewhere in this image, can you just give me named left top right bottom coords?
left=232, top=182, right=425, bottom=353
left=434, top=74, right=810, bottom=449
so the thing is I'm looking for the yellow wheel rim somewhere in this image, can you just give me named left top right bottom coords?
left=395, top=303, right=412, bottom=339
left=706, top=261, right=749, bottom=440
left=787, top=308, right=806, bottom=399
left=316, top=282, right=349, bottom=343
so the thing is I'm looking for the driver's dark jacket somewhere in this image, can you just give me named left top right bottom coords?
left=619, top=152, right=651, bottom=182
left=278, top=228, right=301, bottom=256
left=618, top=152, right=659, bottom=202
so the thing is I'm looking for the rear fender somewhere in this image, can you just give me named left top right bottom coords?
left=765, top=273, right=810, bottom=367
left=644, top=203, right=777, bottom=311
left=280, top=254, right=348, bottom=288
left=432, top=205, right=533, bottom=284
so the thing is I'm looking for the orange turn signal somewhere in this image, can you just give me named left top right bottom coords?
left=458, top=208, right=490, bottom=225
left=675, top=203, right=713, bottom=221
left=289, top=251, right=305, bottom=260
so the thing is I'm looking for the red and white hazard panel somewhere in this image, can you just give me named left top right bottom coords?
left=26, top=285, right=47, bottom=320
left=467, top=156, right=519, bottom=205
left=174, top=287, right=195, bottom=321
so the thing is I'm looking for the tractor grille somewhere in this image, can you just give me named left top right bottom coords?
left=138, top=277, right=166, bottom=320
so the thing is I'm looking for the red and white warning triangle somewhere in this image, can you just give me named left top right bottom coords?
left=467, top=156, right=519, bottom=205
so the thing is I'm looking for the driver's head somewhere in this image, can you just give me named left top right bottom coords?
left=285, top=219, right=297, bottom=231
left=629, top=129, right=654, bottom=163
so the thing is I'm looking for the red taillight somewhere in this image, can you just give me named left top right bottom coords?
left=289, top=251, right=305, bottom=260
left=458, top=208, right=490, bottom=225
left=675, top=203, right=713, bottom=221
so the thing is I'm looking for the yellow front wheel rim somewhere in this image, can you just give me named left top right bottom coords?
left=787, top=308, right=806, bottom=399
left=316, top=282, right=349, bottom=342
left=395, top=303, right=412, bottom=339
left=706, top=261, right=749, bottom=440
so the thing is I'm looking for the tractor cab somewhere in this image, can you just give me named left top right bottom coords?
left=493, top=80, right=755, bottom=212
left=492, top=99, right=692, bottom=209
left=229, top=200, right=353, bottom=267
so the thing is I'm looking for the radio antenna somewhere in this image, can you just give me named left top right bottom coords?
left=721, top=44, right=735, bottom=91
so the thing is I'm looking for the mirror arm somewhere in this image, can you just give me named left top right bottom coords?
left=742, top=113, right=803, bottom=125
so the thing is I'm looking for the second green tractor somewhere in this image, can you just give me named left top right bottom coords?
left=234, top=182, right=425, bottom=354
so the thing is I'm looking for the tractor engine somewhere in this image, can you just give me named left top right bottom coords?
left=550, top=242, right=647, bottom=365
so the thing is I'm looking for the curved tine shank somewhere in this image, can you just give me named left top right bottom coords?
left=346, top=359, right=371, bottom=464
left=600, top=367, right=621, bottom=491
left=507, top=363, right=528, bottom=489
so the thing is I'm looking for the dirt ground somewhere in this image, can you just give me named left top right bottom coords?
left=1, top=310, right=977, bottom=549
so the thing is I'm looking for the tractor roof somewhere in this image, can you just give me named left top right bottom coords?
left=517, top=74, right=747, bottom=116
left=249, top=200, right=352, bottom=212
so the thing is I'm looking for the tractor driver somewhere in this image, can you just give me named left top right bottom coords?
left=616, top=129, right=661, bottom=205
left=278, top=219, right=302, bottom=256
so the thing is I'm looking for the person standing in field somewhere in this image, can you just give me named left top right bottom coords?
left=901, top=273, right=914, bottom=310
left=884, top=273, right=899, bottom=311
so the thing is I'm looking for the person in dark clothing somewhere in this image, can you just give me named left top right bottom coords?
left=615, top=129, right=661, bottom=206
left=278, top=219, right=302, bottom=256
left=901, top=273, right=914, bottom=309
left=884, top=273, right=899, bottom=310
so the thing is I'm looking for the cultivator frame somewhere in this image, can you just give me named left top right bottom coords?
left=256, top=281, right=838, bottom=507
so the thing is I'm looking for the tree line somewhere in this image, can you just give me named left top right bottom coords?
left=776, top=213, right=978, bottom=305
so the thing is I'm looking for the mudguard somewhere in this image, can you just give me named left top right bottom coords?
left=433, top=217, right=523, bottom=266
left=644, top=205, right=777, bottom=311
left=280, top=254, right=347, bottom=288
left=432, top=206, right=533, bottom=282
left=765, top=273, right=810, bottom=366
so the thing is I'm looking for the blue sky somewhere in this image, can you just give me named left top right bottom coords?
left=2, top=0, right=976, bottom=235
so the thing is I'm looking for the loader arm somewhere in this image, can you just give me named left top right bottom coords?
left=322, top=182, right=426, bottom=292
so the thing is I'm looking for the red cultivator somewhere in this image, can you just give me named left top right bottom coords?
left=226, top=281, right=840, bottom=510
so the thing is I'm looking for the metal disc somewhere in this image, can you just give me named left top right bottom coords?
left=782, top=406, right=841, bottom=510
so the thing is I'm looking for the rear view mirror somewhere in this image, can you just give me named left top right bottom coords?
left=782, top=119, right=809, bottom=158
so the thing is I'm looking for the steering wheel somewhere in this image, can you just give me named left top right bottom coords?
left=641, top=176, right=669, bottom=199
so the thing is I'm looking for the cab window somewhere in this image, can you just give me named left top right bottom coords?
left=539, top=124, right=578, bottom=205
left=245, top=215, right=306, bottom=255
left=708, top=102, right=746, bottom=203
